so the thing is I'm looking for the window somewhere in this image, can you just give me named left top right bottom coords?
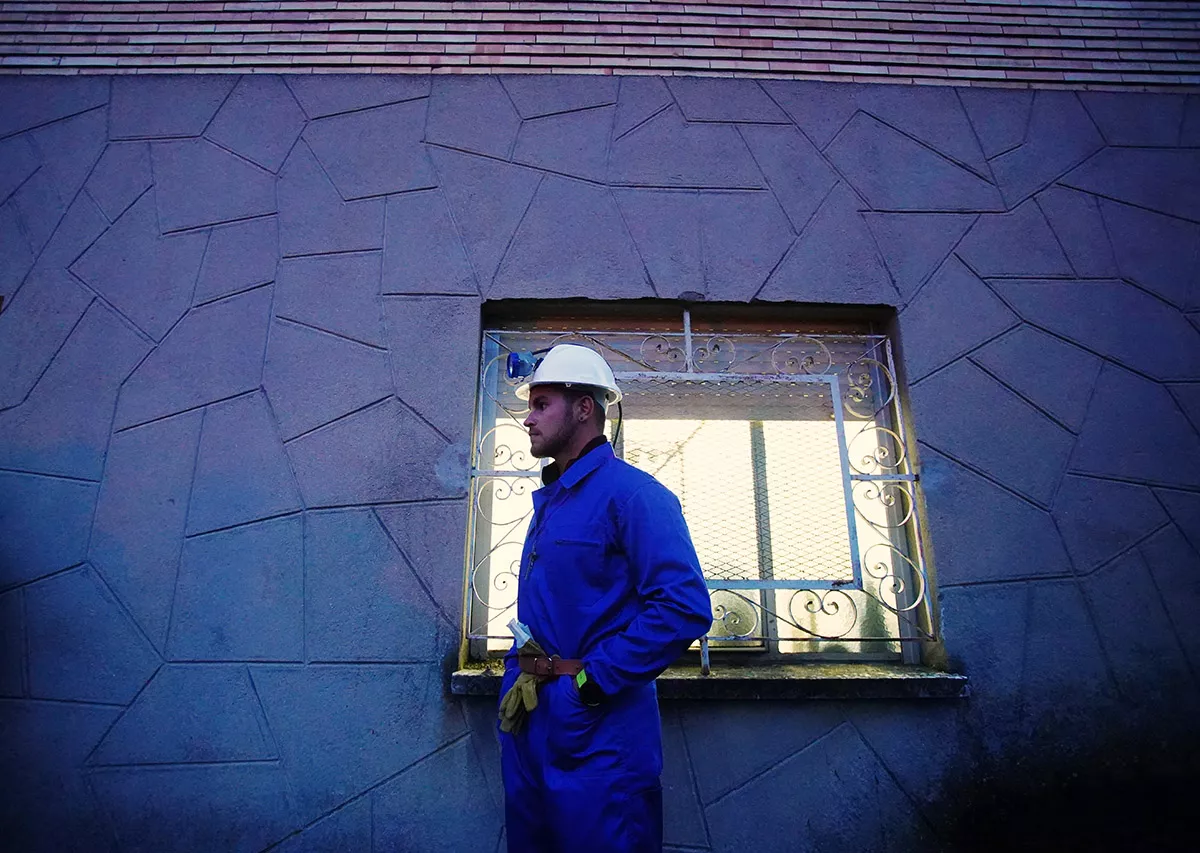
left=465, top=305, right=937, bottom=666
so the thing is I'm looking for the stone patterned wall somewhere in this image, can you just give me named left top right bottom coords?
left=1, top=73, right=1199, bottom=851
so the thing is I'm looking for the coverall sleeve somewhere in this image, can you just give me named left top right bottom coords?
left=584, top=482, right=713, bottom=696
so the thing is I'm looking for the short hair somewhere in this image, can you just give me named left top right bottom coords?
left=562, top=386, right=607, bottom=428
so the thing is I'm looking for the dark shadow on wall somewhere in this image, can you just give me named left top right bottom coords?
left=941, top=721, right=1198, bottom=852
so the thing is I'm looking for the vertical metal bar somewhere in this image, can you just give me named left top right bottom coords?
left=700, top=635, right=711, bottom=675
left=749, top=419, right=776, bottom=654
left=748, top=420, right=774, bottom=582
left=683, top=308, right=694, bottom=373
left=830, top=374, right=863, bottom=588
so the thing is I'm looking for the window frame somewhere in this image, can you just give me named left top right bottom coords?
left=463, top=303, right=940, bottom=670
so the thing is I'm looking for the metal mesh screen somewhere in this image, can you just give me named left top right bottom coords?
left=618, top=375, right=855, bottom=586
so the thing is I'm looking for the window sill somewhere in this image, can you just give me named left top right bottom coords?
left=450, top=662, right=968, bottom=701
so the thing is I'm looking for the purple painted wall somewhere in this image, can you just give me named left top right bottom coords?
left=1, top=74, right=1198, bottom=851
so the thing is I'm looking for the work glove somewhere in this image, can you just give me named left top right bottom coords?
left=498, top=639, right=548, bottom=734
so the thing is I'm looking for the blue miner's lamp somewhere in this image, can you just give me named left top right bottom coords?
left=506, top=349, right=548, bottom=381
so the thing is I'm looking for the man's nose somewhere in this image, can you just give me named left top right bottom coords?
left=523, top=412, right=534, bottom=428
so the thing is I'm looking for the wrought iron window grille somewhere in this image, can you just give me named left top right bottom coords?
left=465, top=309, right=937, bottom=666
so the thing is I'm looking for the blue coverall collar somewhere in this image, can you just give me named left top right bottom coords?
left=541, top=437, right=612, bottom=490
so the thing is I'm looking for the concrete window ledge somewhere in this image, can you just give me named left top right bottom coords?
left=451, top=663, right=968, bottom=701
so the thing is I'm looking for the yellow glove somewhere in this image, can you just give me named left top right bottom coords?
left=498, top=640, right=547, bottom=734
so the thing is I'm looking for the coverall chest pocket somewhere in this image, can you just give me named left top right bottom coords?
left=541, top=525, right=611, bottom=608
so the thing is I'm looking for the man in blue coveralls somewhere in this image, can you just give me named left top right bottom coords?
left=498, top=344, right=713, bottom=853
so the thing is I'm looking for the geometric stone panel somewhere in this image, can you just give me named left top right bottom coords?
left=382, top=295, right=480, bottom=444
left=759, top=183, right=895, bottom=305
left=860, top=84, right=991, bottom=175
left=918, top=447, right=1070, bottom=585
left=1079, top=92, right=1187, bottom=148
left=109, top=76, right=237, bottom=140
left=194, top=215, right=279, bottom=305
left=25, top=565, right=160, bottom=704
left=1070, top=364, right=1200, bottom=488
left=275, top=251, right=384, bottom=347
left=960, top=87, right=1034, bottom=159
left=1157, top=489, right=1200, bottom=558
left=89, top=664, right=276, bottom=765
left=991, top=279, right=1200, bottom=381
left=680, top=701, right=845, bottom=807
left=660, top=712, right=708, bottom=848
left=382, top=191, right=477, bottom=295
left=151, top=139, right=278, bottom=232
left=1035, top=186, right=1118, bottom=279
left=759, top=80, right=866, bottom=149
left=305, top=510, right=445, bottom=662
left=278, top=143, right=384, bottom=257
left=826, top=112, right=1003, bottom=212
left=286, top=74, right=430, bottom=119
left=1062, top=149, right=1200, bottom=224
left=0, top=590, right=21, bottom=695
left=1185, top=94, right=1200, bottom=147
left=667, top=77, right=786, bottom=123
left=705, top=723, right=934, bottom=853
left=1021, top=578, right=1117, bottom=727
left=501, top=75, right=618, bottom=119
left=909, top=359, right=1074, bottom=506
left=0, top=302, right=148, bottom=480
left=1052, top=475, right=1168, bottom=574
left=613, top=188, right=704, bottom=298
left=990, top=91, right=1105, bottom=207
left=957, top=200, right=1072, bottom=278
left=1101, top=199, right=1200, bottom=309
left=115, top=285, right=272, bottom=430
left=430, top=147, right=541, bottom=289
left=263, top=320, right=393, bottom=441
left=273, top=796, right=372, bottom=853
left=863, top=212, right=976, bottom=300
left=1138, top=526, right=1200, bottom=677
left=90, top=410, right=202, bottom=651
left=0, top=471, right=96, bottom=589
left=31, top=108, right=107, bottom=205
left=608, top=107, right=764, bottom=189
left=375, top=500, right=470, bottom=625
left=186, top=392, right=303, bottom=536
left=0, top=700, right=122, bottom=853
left=373, top=736, right=503, bottom=851
left=426, top=76, right=521, bottom=160
left=700, top=190, right=796, bottom=302
left=612, top=76, right=672, bottom=139
left=71, top=191, right=207, bottom=339
left=250, top=663, right=468, bottom=825
left=0, top=200, right=33, bottom=297
left=971, top=324, right=1103, bottom=432
left=24, top=190, right=108, bottom=278
left=91, top=764, right=295, bottom=853
left=1084, top=551, right=1196, bottom=704
left=491, top=177, right=652, bottom=300
left=84, top=142, right=153, bottom=223
left=206, top=76, right=307, bottom=173
left=0, top=268, right=93, bottom=410
left=304, top=100, right=435, bottom=201
left=739, top=124, right=838, bottom=235
left=11, top=168, right=66, bottom=256
left=512, top=105, right=613, bottom=184
left=170, top=516, right=304, bottom=661
left=0, top=76, right=108, bottom=138
left=898, top=255, right=1017, bottom=382
left=286, top=398, right=459, bottom=508
left=0, top=134, right=39, bottom=204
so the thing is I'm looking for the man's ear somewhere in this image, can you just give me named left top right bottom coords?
left=576, top=394, right=593, bottom=423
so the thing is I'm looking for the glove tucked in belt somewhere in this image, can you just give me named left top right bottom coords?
left=497, top=643, right=586, bottom=734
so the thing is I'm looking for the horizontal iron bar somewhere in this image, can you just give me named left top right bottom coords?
left=614, top=371, right=835, bottom=383
left=705, top=579, right=861, bottom=591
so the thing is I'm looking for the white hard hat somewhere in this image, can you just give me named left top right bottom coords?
left=516, top=344, right=623, bottom=407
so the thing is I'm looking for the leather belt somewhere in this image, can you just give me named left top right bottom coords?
left=518, top=655, right=584, bottom=677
